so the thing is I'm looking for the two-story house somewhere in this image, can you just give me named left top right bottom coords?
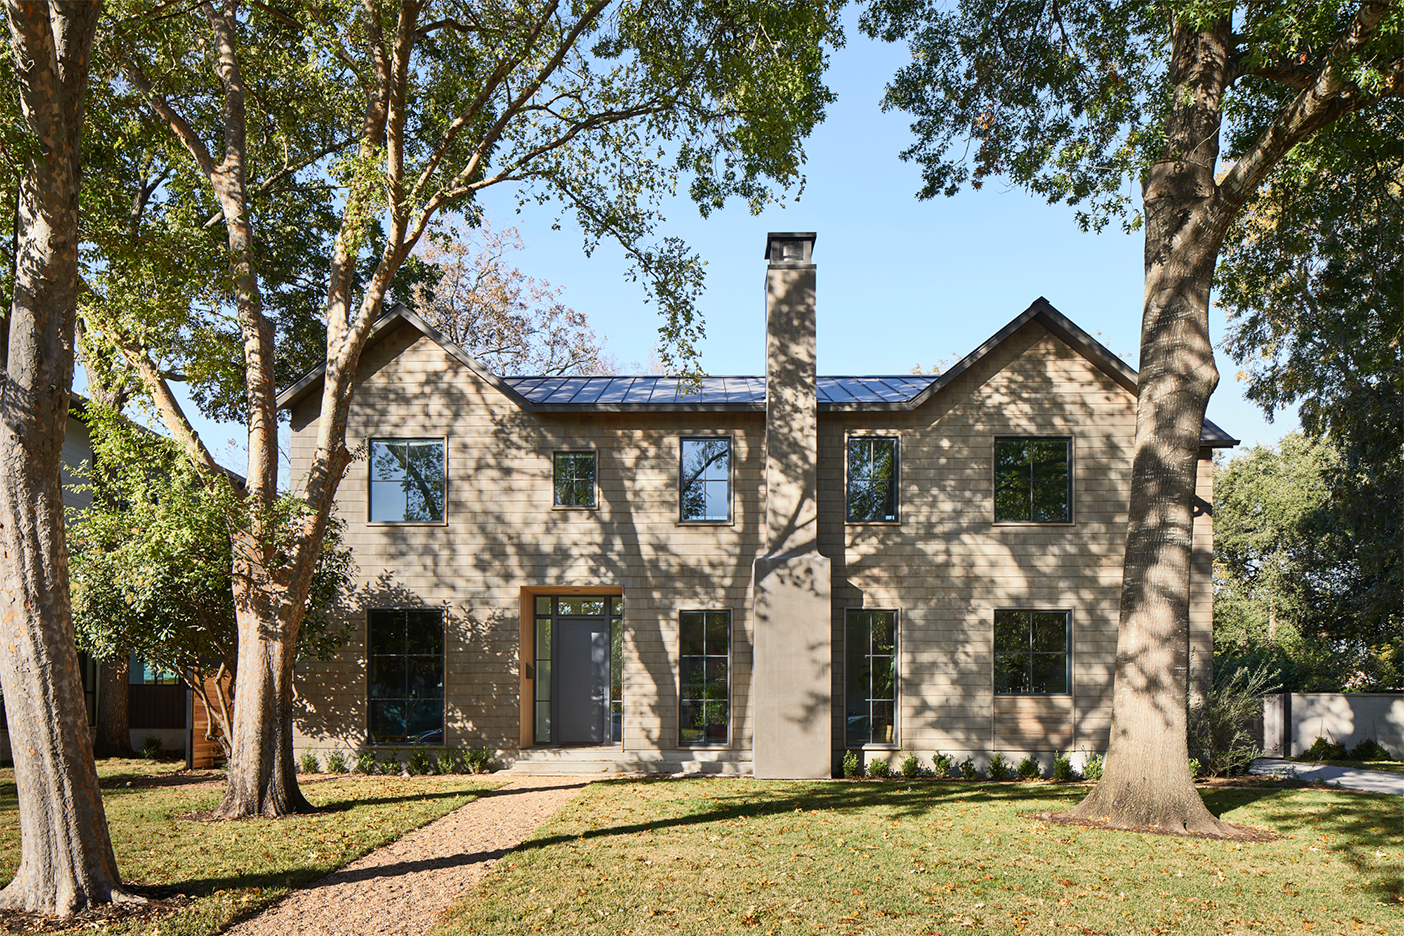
left=280, top=232, right=1234, bottom=778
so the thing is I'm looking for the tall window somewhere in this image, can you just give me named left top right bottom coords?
left=553, top=451, right=597, bottom=507
left=369, top=439, right=446, bottom=522
left=994, top=610, right=1070, bottom=694
left=845, top=609, right=897, bottom=746
left=368, top=609, right=444, bottom=743
left=847, top=437, right=898, bottom=522
left=679, top=610, right=730, bottom=745
left=993, top=438, right=1071, bottom=523
left=680, top=438, right=732, bottom=522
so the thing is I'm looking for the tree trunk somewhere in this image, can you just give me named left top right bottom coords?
left=1061, top=17, right=1246, bottom=838
left=94, top=657, right=131, bottom=758
left=0, top=0, right=142, bottom=913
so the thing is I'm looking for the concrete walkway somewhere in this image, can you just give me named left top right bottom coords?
left=1249, top=757, right=1404, bottom=795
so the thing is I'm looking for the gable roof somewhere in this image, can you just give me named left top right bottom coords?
left=276, top=299, right=1237, bottom=446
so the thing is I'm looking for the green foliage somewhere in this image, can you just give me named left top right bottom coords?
left=355, top=751, right=378, bottom=775
left=959, top=756, right=977, bottom=780
left=464, top=748, right=495, bottom=775
left=437, top=748, right=459, bottom=775
left=1188, top=663, right=1277, bottom=778
left=987, top=752, right=1009, bottom=781
left=1188, top=758, right=1202, bottom=780
left=1017, top=755, right=1042, bottom=780
left=931, top=751, right=954, bottom=778
left=141, top=737, right=163, bottom=760
left=1305, top=737, right=1348, bottom=761
left=406, top=748, right=434, bottom=776
left=841, top=750, right=862, bottom=778
left=1348, top=739, right=1393, bottom=761
left=325, top=750, right=348, bottom=775
left=867, top=757, right=892, bottom=779
left=381, top=750, right=403, bottom=776
left=899, top=753, right=923, bottom=778
left=1083, top=753, right=1104, bottom=783
left=1052, top=751, right=1074, bottom=782
left=299, top=751, right=321, bottom=775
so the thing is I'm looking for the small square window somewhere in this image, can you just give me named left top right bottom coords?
left=993, top=610, right=1070, bottom=695
left=680, top=438, right=732, bottom=522
left=994, top=438, right=1071, bottom=523
left=554, top=451, right=597, bottom=508
left=847, top=437, right=898, bottom=522
left=369, top=439, right=446, bottom=523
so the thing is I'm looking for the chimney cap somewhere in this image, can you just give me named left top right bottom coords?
left=765, top=232, right=816, bottom=264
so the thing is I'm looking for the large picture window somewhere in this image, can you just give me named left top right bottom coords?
left=845, top=609, right=897, bottom=746
left=679, top=610, right=730, bottom=745
left=368, top=609, right=444, bottom=743
left=553, top=451, right=597, bottom=508
left=369, top=439, right=446, bottom=523
left=847, top=437, right=898, bottom=522
left=993, top=438, right=1071, bottom=523
left=679, top=438, right=732, bottom=522
left=994, top=610, right=1070, bottom=694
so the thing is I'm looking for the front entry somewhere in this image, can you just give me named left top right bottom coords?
left=532, top=595, right=622, bottom=745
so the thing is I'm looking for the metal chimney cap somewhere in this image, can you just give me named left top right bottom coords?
left=765, top=232, right=816, bottom=264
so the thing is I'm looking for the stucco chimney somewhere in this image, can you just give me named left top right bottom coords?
left=752, top=231, right=832, bottom=780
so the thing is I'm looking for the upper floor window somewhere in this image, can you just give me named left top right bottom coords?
left=554, top=451, right=597, bottom=508
left=368, top=608, right=444, bottom=743
left=845, top=609, right=898, bottom=746
left=679, top=438, right=732, bottom=523
left=994, top=438, right=1071, bottom=523
left=847, top=436, right=898, bottom=523
left=369, top=439, right=445, bottom=523
left=994, top=610, right=1069, bottom=694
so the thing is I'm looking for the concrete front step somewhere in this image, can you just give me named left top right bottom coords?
left=502, top=747, right=753, bottom=777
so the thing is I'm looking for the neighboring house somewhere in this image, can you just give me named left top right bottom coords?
left=281, top=232, right=1235, bottom=778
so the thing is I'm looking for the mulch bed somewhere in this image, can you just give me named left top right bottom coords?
left=0, top=885, right=195, bottom=934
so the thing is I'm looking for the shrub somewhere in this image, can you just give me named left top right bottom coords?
left=1304, top=736, right=1347, bottom=761
left=1188, top=756, right=1202, bottom=779
left=325, top=750, right=348, bottom=774
left=141, top=736, right=163, bottom=760
left=1187, top=662, right=1278, bottom=777
left=899, top=753, right=923, bottom=778
left=464, top=747, right=494, bottom=774
left=959, top=756, right=977, bottom=780
left=1052, top=751, right=1074, bottom=781
left=437, top=748, right=459, bottom=774
left=381, top=749, right=403, bottom=775
left=1083, top=752, right=1104, bottom=782
left=931, top=751, right=954, bottom=778
left=1017, top=755, right=1041, bottom=780
left=355, top=751, right=378, bottom=774
left=298, top=750, right=321, bottom=774
left=1348, top=738, right=1393, bottom=761
left=987, top=752, right=1009, bottom=780
left=868, top=756, right=892, bottom=778
left=841, top=750, right=862, bottom=778
left=406, top=748, right=433, bottom=776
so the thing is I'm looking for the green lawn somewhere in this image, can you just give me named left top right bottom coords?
left=0, top=758, right=498, bottom=935
left=435, top=778, right=1402, bottom=936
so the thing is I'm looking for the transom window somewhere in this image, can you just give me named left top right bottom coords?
left=994, top=438, right=1071, bottom=523
left=847, top=437, right=898, bottom=522
left=369, top=439, right=446, bottom=523
left=679, top=438, right=732, bottom=523
left=679, top=610, right=730, bottom=745
left=845, top=609, right=898, bottom=746
left=994, top=610, right=1070, bottom=695
left=553, top=451, right=597, bottom=508
left=368, top=609, right=444, bottom=743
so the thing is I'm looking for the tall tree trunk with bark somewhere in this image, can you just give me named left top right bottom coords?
left=0, top=0, right=142, bottom=914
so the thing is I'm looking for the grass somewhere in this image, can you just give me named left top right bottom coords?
left=0, top=757, right=499, bottom=934
left=434, top=778, right=1403, bottom=936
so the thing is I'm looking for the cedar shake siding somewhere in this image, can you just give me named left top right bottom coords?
left=280, top=234, right=1235, bottom=776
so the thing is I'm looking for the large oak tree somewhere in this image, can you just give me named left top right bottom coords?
left=864, top=0, right=1403, bottom=834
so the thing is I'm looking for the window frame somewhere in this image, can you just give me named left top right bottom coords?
left=367, top=437, right=448, bottom=526
left=366, top=608, right=446, bottom=745
left=844, top=608, right=900, bottom=748
left=845, top=434, right=901, bottom=524
left=992, top=608, right=1072, bottom=697
left=552, top=450, right=598, bottom=509
left=991, top=436, right=1074, bottom=525
left=678, top=436, right=734, bottom=525
left=677, top=609, right=732, bottom=747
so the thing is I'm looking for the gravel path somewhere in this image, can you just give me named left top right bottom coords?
left=224, top=776, right=588, bottom=936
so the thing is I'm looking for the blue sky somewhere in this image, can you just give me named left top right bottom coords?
left=104, top=13, right=1296, bottom=478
